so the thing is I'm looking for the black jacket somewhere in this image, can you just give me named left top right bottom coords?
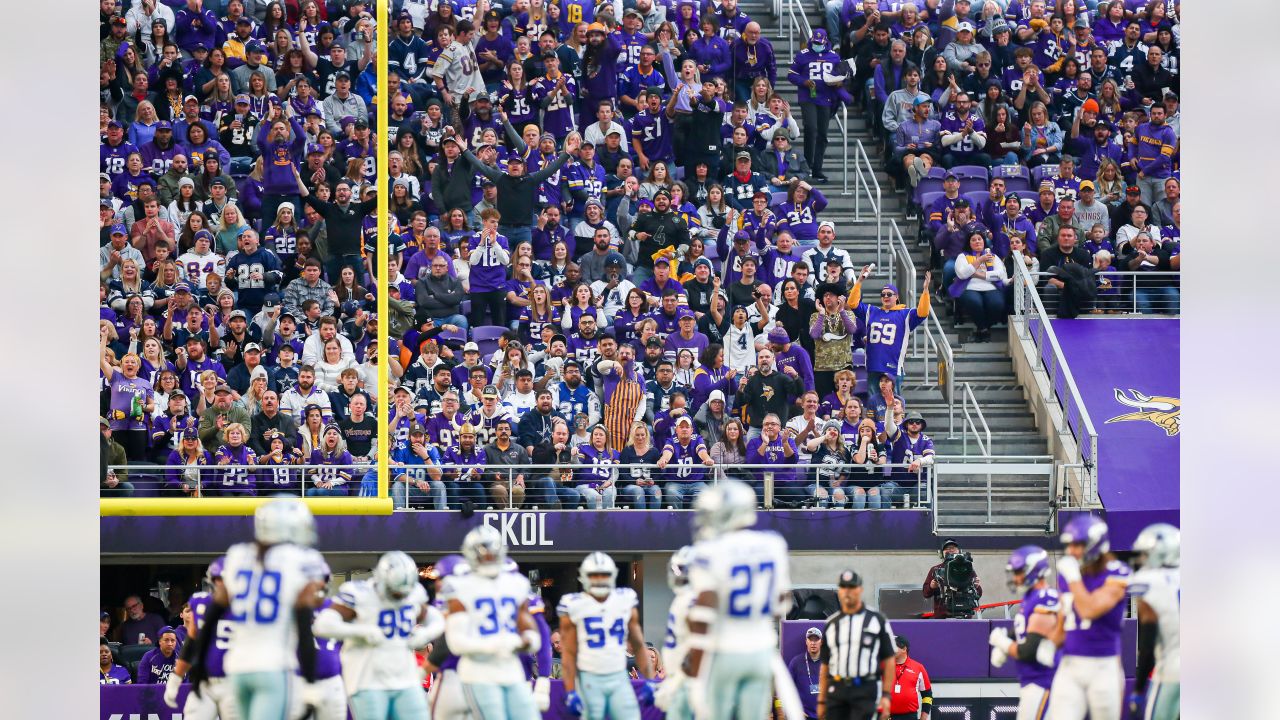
left=415, top=273, right=466, bottom=319
left=465, top=150, right=570, bottom=225
left=738, top=369, right=804, bottom=428
left=631, top=210, right=691, bottom=269
left=429, top=155, right=475, bottom=214
left=250, top=411, right=299, bottom=456
left=301, top=195, right=377, bottom=256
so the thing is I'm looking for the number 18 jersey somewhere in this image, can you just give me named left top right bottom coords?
left=557, top=588, right=638, bottom=674
left=689, top=529, right=791, bottom=653
left=441, top=572, right=532, bottom=684
left=332, top=579, right=431, bottom=691
left=221, top=541, right=328, bottom=675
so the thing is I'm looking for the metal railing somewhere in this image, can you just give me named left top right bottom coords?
left=1024, top=270, right=1181, bottom=315
left=104, top=462, right=375, bottom=497
left=379, top=462, right=934, bottom=511
left=915, top=307, right=956, bottom=435
left=851, top=136, right=881, bottom=232
left=886, top=217, right=917, bottom=300
left=958, top=383, right=991, bottom=458
left=1009, top=258, right=1100, bottom=504
left=932, top=455, right=1057, bottom=530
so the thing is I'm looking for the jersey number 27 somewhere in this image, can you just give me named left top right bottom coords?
left=727, top=561, right=776, bottom=618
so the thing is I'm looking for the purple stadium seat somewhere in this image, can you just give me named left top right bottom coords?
left=925, top=166, right=948, bottom=180
left=957, top=178, right=987, bottom=196
left=702, top=240, right=719, bottom=260
left=1003, top=177, right=1032, bottom=195
left=852, top=348, right=867, bottom=367
left=471, top=325, right=507, bottom=358
left=914, top=178, right=944, bottom=205
left=950, top=165, right=989, bottom=182
left=918, top=191, right=944, bottom=214
left=1031, top=165, right=1056, bottom=188
left=460, top=299, right=471, bottom=316
left=771, top=191, right=789, bottom=206
left=992, top=164, right=1030, bottom=181
left=436, top=325, right=467, bottom=348
left=963, top=191, right=990, bottom=210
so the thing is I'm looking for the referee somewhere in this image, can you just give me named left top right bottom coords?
left=817, top=569, right=897, bottom=720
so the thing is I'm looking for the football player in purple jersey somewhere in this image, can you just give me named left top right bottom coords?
left=1047, top=516, right=1130, bottom=720
left=990, top=546, right=1062, bottom=720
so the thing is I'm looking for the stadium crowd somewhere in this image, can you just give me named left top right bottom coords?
left=97, top=0, right=1177, bottom=509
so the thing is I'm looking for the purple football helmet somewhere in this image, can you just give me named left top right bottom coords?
left=1060, top=515, right=1110, bottom=563
left=810, top=29, right=829, bottom=49
left=1005, top=545, right=1050, bottom=593
left=433, top=553, right=471, bottom=580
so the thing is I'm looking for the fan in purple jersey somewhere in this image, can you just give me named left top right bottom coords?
left=656, top=415, right=714, bottom=508
left=306, top=423, right=354, bottom=496
left=574, top=425, right=621, bottom=508
left=442, top=423, right=488, bottom=509
left=990, top=546, right=1060, bottom=719
left=1051, top=515, right=1131, bottom=720
left=785, top=29, right=850, bottom=182
left=101, top=329, right=156, bottom=460
left=767, top=325, right=815, bottom=393
left=211, top=422, right=258, bottom=496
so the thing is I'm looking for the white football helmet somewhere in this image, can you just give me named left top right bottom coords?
left=1132, top=523, right=1180, bottom=569
left=254, top=498, right=317, bottom=547
left=462, top=525, right=507, bottom=577
left=578, top=552, right=618, bottom=598
left=373, top=551, right=420, bottom=601
left=693, top=480, right=758, bottom=540
left=667, top=546, right=695, bottom=590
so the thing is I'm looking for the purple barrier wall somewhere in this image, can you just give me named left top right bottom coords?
left=780, top=618, right=1135, bottom=680
left=101, top=510, right=1043, bottom=555
left=1051, top=319, right=1180, bottom=549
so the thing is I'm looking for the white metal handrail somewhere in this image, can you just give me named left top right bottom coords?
left=851, top=137, right=881, bottom=245
left=959, top=383, right=991, bottom=458
left=1022, top=269, right=1181, bottom=315
left=886, top=216, right=917, bottom=300
left=1010, top=257, right=1100, bottom=504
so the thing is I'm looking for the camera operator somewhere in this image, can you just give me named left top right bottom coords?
left=922, top=539, right=983, bottom=618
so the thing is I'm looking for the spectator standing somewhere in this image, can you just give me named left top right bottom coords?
left=786, top=627, right=826, bottom=720
left=887, top=635, right=933, bottom=720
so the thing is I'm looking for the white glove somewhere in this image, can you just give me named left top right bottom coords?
left=521, top=628, right=542, bottom=654
left=988, top=628, right=1013, bottom=652
left=1035, top=638, right=1059, bottom=667
left=533, top=676, right=552, bottom=712
left=163, top=672, right=183, bottom=709
left=1056, top=555, right=1082, bottom=584
left=654, top=673, right=684, bottom=710
left=298, top=682, right=324, bottom=710
left=990, top=645, right=1008, bottom=668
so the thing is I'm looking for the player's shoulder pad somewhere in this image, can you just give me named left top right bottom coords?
left=1105, top=559, right=1132, bottom=576
left=333, top=579, right=368, bottom=609
left=616, top=586, right=639, bottom=606
left=556, top=592, right=583, bottom=615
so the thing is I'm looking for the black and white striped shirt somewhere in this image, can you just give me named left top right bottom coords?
left=818, top=606, right=896, bottom=681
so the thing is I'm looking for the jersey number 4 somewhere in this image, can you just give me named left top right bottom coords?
left=583, top=615, right=626, bottom=648
left=727, top=561, right=776, bottom=618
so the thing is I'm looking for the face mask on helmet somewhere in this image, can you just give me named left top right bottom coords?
left=462, top=526, right=507, bottom=578
left=375, top=552, right=419, bottom=601
left=578, top=552, right=619, bottom=598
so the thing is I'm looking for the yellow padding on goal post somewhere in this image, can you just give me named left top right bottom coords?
left=100, top=497, right=395, bottom=516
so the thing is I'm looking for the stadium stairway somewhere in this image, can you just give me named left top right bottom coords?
left=754, top=1, right=1054, bottom=534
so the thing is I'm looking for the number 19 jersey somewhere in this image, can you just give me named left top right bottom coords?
left=221, top=541, right=328, bottom=675
left=557, top=588, right=638, bottom=674
left=441, top=572, right=532, bottom=684
left=689, top=529, right=791, bottom=653
left=332, top=579, right=431, bottom=691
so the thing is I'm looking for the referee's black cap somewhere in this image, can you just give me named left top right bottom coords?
left=837, top=569, right=862, bottom=588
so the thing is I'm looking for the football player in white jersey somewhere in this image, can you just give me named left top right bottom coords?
left=313, top=551, right=446, bottom=719
left=654, top=546, right=696, bottom=720
left=166, top=557, right=241, bottom=720
left=188, top=498, right=329, bottom=720
left=1127, top=524, right=1180, bottom=720
left=558, top=552, right=654, bottom=720
left=441, top=525, right=543, bottom=720
left=684, top=479, right=797, bottom=720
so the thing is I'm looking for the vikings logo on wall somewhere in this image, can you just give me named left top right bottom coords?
left=1104, top=388, right=1180, bottom=436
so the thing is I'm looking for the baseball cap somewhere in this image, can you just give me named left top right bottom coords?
left=246, top=42, right=266, bottom=54
left=913, top=95, right=932, bottom=107
left=1081, top=98, right=1100, bottom=113
left=837, top=569, right=862, bottom=588
left=674, top=415, right=693, bottom=427
left=334, top=70, right=351, bottom=80
left=263, top=293, right=281, bottom=308
left=1126, top=185, right=1141, bottom=194
left=733, top=229, right=751, bottom=243
left=882, top=283, right=899, bottom=296
left=107, top=119, right=123, bottom=130
left=156, top=120, right=172, bottom=131
left=956, top=21, right=974, bottom=32
left=708, top=390, right=725, bottom=404
left=806, top=627, right=823, bottom=639
left=624, top=7, right=643, bottom=17
left=306, top=143, right=325, bottom=155
left=409, top=423, right=427, bottom=434
left=110, top=223, right=127, bottom=235
left=604, top=252, right=626, bottom=268
left=183, top=94, right=200, bottom=104
left=482, top=384, right=500, bottom=397
left=1079, top=180, right=1095, bottom=191
left=654, top=255, right=671, bottom=266
left=735, top=150, right=752, bottom=161
left=228, top=309, right=247, bottom=321
left=244, top=342, right=263, bottom=353
left=550, top=333, right=569, bottom=346
left=393, top=384, right=412, bottom=395
left=943, top=171, right=959, bottom=181
left=214, top=383, right=233, bottom=395
left=1073, top=15, right=1089, bottom=29
left=463, top=341, right=480, bottom=353
left=173, top=282, right=192, bottom=294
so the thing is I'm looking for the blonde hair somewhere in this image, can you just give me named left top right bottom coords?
left=223, top=422, right=248, bottom=445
